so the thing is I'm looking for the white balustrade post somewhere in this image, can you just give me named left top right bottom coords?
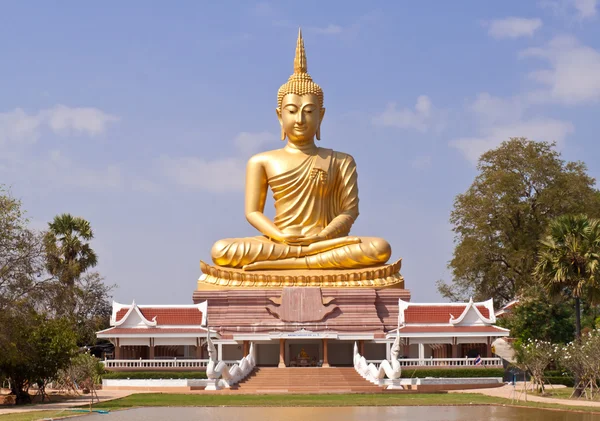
left=218, top=343, right=223, bottom=360
left=418, top=343, right=425, bottom=364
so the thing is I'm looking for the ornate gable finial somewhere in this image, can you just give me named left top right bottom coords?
left=294, top=27, right=307, bottom=74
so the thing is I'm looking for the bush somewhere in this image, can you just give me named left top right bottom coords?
left=400, top=368, right=504, bottom=378
left=545, top=376, right=574, bottom=387
left=102, top=371, right=207, bottom=380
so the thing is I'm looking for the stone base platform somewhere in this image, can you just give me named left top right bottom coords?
left=192, top=286, right=410, bottom=338
left=197, top=259, right=404, bottom=290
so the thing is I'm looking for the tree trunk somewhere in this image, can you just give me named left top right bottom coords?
left=572, top=296, right=583, bottom=397
left=10, top=379, right=31, bottom=405
left=575, top=297, right=582, bottom=338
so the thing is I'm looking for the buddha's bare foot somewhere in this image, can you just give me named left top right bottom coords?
left=304, top=236, right=361, bottom=255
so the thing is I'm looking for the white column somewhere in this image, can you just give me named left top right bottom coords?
left=418, top=343, right=425, bottom=361
left=218, top=343, right=223, bottom=360
left=385, top=342, right=391, bottom=360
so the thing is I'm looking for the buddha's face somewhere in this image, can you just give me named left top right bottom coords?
left=277, top=93, right=325, bottom=143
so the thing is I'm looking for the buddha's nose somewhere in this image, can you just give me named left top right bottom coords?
left=295, top=112, right=305, bottom=124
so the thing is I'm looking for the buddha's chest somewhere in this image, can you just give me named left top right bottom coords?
left=263, top=154, right=313, bottom=178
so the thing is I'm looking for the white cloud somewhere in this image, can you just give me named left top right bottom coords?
left=540, top=0, right=597, bottom=20
left=573, top=0, right=598, bottom=18
left=159, top=130, right=277, bottom=192
left=0, top=108, right=42, bottom=145
left=43, top=105, right=118, bottom=136
left=451, top=118, right=574, bottom=163
left=372, top=96, right=433, bottom=132
left=0, top=149, right=124, bottom=191
left=521, top=35, right=600, bottom=104
left=468, top=93, right=526, bottom=125
left=487, top=17, right=543, bottom=39
left=0, top=105, right=118, bottom=146
left=234, top=131, right=277, bottom=155
left=159, top=156, right=245, bottom=192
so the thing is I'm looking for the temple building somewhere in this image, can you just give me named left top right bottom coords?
left=98, top=293, right=509, bottom=370
left=97, top=30, right=509, bottom=373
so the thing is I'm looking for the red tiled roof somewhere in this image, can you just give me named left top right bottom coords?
left=115, top=307, right=204, bottom=326
left=404, top=306, right=465, bottom=323
left=115, top=309, right=128, bottom=322
left=477, top=306, right=490, bottom=318
left=404, top=305, right=490, bottom=323
left=99, top=327, right=207, bottom=335
left=399, top=326, right=507, bottom=334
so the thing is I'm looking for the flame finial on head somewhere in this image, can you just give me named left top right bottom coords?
left=277, top=28, right=324, bottom=109
left=294, top=28, right=307, bottom=74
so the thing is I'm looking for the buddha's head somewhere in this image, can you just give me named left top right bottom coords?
left=276, top=29, right=326, bottom=143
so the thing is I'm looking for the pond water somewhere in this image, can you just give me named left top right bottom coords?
left=83, top=406, right=600, bottom=420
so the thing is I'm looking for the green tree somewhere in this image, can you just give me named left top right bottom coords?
left=45, top=272, right=113, bottom=345
left=0, top=305, right=77, bottom=404
left=0, top=187, right=48, bottom=310
left=437, top=138, right=600, bottom=306
left=497, top=294, right=575, bottom=344
left=44, top=213, right=98, bottom=287
left=534, top=214, right=600, bottom=337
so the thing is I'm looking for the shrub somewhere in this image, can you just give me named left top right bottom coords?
left=545, top=376, right=575, bottom=387
left=102, top=371, right=207, bottom=380
left=400, top=368, right=504, bottom=378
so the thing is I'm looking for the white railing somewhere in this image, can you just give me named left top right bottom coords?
left=101, top=359, right=242, bottom=370
left=102, top=359, right=209, bottom=370
left=365, top=357, right=502, bottom=368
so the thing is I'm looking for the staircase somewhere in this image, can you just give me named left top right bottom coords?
left=232, top=367, right=384, bottom=393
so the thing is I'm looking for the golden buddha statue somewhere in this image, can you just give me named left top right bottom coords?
left=198, top=30, right=403, bottom=289
left=211, top=29, right=390, bottom=271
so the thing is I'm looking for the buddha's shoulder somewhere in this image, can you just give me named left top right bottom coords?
left=320, top=148, right=356, bottom=163
left=247, top=149, right=283, bottom=165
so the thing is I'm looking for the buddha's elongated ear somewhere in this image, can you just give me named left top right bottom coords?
left=276, top=108, right=286, bottom=141
left=316, top=107, right=326, bottom=141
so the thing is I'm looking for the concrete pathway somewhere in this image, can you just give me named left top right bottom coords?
left=0, top=389, right=138, bottom=415
left=451, top=382, right=600, bottom=408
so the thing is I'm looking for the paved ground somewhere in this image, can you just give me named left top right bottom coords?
left=451, top=382, right=600, bottom=408
left=0, top=389, right=138, bottom=415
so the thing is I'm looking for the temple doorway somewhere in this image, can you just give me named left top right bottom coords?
left=255, top=343, right=279, bottom=367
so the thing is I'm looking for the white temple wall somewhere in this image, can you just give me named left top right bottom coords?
left=154, top=337, right=196, bottom=346
left=118, top=338, right=150, bottom=346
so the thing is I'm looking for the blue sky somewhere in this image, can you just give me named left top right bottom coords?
left=2, top=1, right=600, bottom=305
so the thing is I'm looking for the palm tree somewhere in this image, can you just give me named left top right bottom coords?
left=534, top=214, right=600, bottom=338
left=44, top=213, right=98, bottom=287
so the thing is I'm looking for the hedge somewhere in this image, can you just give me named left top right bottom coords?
left=544, top=376, right=574, bottom=387
left=400, top=368, right=504, bottom=378
left=103, top=371, right=207, bottom=380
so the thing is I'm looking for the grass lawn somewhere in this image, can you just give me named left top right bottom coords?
left=91, top=392, right=600, bottom=413
left=535, top=387, right=600, bottom=401
left=0, top=410, right=84, bottom=421
left=3, top=392, right=600, bottom=420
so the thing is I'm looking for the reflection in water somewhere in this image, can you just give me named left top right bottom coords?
left=84, top=406, right=600, bottom=421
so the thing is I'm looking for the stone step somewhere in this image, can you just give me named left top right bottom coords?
left=234, top=367, right=383, bottom=393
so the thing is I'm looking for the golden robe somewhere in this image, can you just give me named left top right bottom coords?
left=211, top=148, right=390, bottom=269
